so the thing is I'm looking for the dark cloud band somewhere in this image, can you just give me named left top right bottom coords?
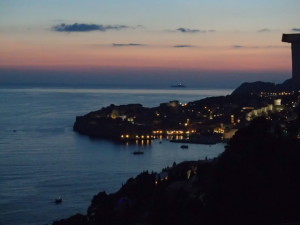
left=173, top=45, right=194, bottom=48
left=53, top=23, right=128, bottom=32
left=177, top=28, right=201, bottom=33
left=232, top=45, right=287, bottom=49
left=175, top=28, right=215, bottom=34
left=112, top=43, right=145, bottom=47
left=258, top=28, right=271, bottom=33
left=232, top=45, right=244, bottom=48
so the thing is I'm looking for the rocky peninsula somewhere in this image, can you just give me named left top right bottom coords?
left=74, top=79, right=300, bottom=144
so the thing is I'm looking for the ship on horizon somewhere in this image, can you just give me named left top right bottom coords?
left=170, top=83, right=186, bottom=88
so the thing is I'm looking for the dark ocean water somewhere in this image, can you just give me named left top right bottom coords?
left=0, top=85, right=232, bottom=225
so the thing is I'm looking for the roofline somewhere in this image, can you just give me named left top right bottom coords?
left=282, top=33, right=300, bottom=43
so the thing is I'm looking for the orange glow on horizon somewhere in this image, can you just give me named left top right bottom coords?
left=0, top=37, right=291, bottom=73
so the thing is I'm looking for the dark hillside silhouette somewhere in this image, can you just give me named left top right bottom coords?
left=54, top=117, right=300, bottom=225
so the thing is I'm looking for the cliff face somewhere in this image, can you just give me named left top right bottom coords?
left=55, top=117, right=300, bottom=225
left=73, top=116, right=149, bottom=139
left=73, top=104, right=153, bottom=140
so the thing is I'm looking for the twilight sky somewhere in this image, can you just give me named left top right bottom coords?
left=0, top=0, right=300, bottom=87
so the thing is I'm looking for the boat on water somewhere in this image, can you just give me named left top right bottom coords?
left=133, top=151, right=144, bottom=155
left=54, top=197, right=63, bottom=204
left=170, top=83, right=186, bottom=88
left=180, top=145, right=189, bottom=149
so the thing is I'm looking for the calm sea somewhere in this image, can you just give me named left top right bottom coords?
left=0, top=85, right=232, bottom=225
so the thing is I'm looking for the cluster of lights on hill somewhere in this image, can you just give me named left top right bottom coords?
left=120, top=129, right=197, bottom=141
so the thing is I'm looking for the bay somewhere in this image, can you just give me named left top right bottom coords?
left=0, top=85, right=232, bottom=225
